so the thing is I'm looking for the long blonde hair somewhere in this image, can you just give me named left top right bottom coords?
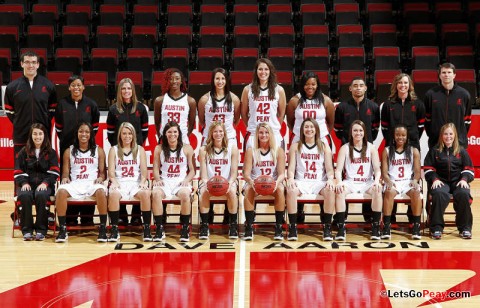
left=388, top=73, right=417, bottom=101
left=253, top=123, right=277, bottom=164
left=438, top=123, right=460, bottom=155
left=115, top=78, right=139, bottom=114
left=117, top=122, right=139, bottom=161
left=205, top=121, right=229, bottom=158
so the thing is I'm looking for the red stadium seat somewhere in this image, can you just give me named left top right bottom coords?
left=373, top=47, right=399, bottom=70
left=126, top=48, right=154, bottom=83
left=234, top=26, right=259, bottom=49
left=197, top=48, right=224, bottom=71
left=267, top=4, right=292, bottom=26
left=55, top=48, right=83, bottom=75
left=82, top=71, right=109, bottom=110
left=133, top=4, right=158, bottom=26
left=161, top=48, right=189, bottom=78
left=303, top=25, right=329, bottom=48
left=232, top=48, right=258, bottom=71
left=300, top=4, right=326, bottom=26
left=303, top=47, right=329, bottom=71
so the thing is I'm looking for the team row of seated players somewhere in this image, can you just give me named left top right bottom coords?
left=26, top=117, right=471, bottom=243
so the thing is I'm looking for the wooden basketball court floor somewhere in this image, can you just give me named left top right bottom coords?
left=1, top=181, right=480, bottom=307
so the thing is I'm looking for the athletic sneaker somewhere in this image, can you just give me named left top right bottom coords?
left=411, top=223, right=422, bottom=240
left=36, top=233, right=45, bottom=241
left=431, top=230, right=442, bottom=240
left=229, top=223, right=239, bottom=239
left=199, top=223, right=209, bottom=240
left=274, top=224, right=284, bottom=240
left=461, top=230, right=472, bottom=239
left=97, top=225, right=108, bottom=243
left=244, top=224, right=254, bottom=240
left=371, top=222, right=381, bottom=240
left=323, top=224, right=333, bottom=241
left=335, top=223, right=346, bottom=241
left=180, top=225, right=190, bottom=242
left=153, top=225, right=165, bottom=241
left=143, top=224, right=153, bottom=242
left=287, top=224, right=298, bottom=241
left=23, top=233, right=33, bottom=241
left=109, top=225, right=120, bottom=242
left=381, top=223, right=391, bottom=240
left=55, top=226, right=68, bottom=243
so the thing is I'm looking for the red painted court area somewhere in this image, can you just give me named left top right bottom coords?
left=2, top=251, right=480, bottom=307
left=250, top=251, right=480, bottom=307
left=0, top=252, right=235, bottom=307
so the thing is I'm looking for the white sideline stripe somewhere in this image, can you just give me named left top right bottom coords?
left=238, top=239, right=246, bottom=308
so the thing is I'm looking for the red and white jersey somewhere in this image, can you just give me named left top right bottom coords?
left=292, top=94, right=329, bottom=141
left=206, top=142, right=234, bottom=179
left=159, top=93, right=190, bottom=144
left=295, top=143, right=327, bottom=181
left=160, top=148, right=188, bottom=180
left=343, top=143, right=373, bottom=182
left=69, top=145, right=99, bottom=182
left=114, top=146, right=141, bottom=182
left=203, top=95, right=236, bottom=140
left=246, top=84, right=281, bottom=134
left=386, top=147, right=414, bottom=181
left=251, top=149, right=278, bottom=180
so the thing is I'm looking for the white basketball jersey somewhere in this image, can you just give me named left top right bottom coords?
left=292, top=94, right=329, bottom=139
left=160, top=148, right=188, bottom=180
left=295, top=143, right=327, bottom=181
left=114, top=146, right=141, bottom=182
left=251, top=149, right=278, bottom=180
left=206, top=142, right=234, bottom=179
left=344, top=143, right=373, bottom=182
left=246, top=85, right=281, bottom=134
left=69, top=145, right=99, bottom=181
left=159, top=93, right=190, bottom=144
left=386, top=147, right=414, bottom=181
left=203, top=95, right=236, bottom=140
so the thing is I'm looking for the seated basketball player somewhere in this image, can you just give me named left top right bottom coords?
left=335, top=120, right=383, bottom=241
left=198, top=122, right=240, bottom=240
left=55, top=122, right=108, bottom=243
left=108, top=122, right=151, bottom=242
left=152, top=121, right=196, bottom=242
left=243, top=123, right=286, bottom=241
left=286, top=118, right=335, bottom=241
left=381, top=124, right=422, bottom=240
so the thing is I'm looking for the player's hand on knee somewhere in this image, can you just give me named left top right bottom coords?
left=431, top=179, right=444, bottom=189
left=457, top=179, right=469, bottom=189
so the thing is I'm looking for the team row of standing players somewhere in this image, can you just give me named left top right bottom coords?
left=4, top=51, right=474, bottom=241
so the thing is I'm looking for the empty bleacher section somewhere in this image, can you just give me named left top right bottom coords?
left=0, top=0, right=479, bottom=110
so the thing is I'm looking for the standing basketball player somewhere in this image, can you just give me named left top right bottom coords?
left=240, top=58, right=286, bottom=149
